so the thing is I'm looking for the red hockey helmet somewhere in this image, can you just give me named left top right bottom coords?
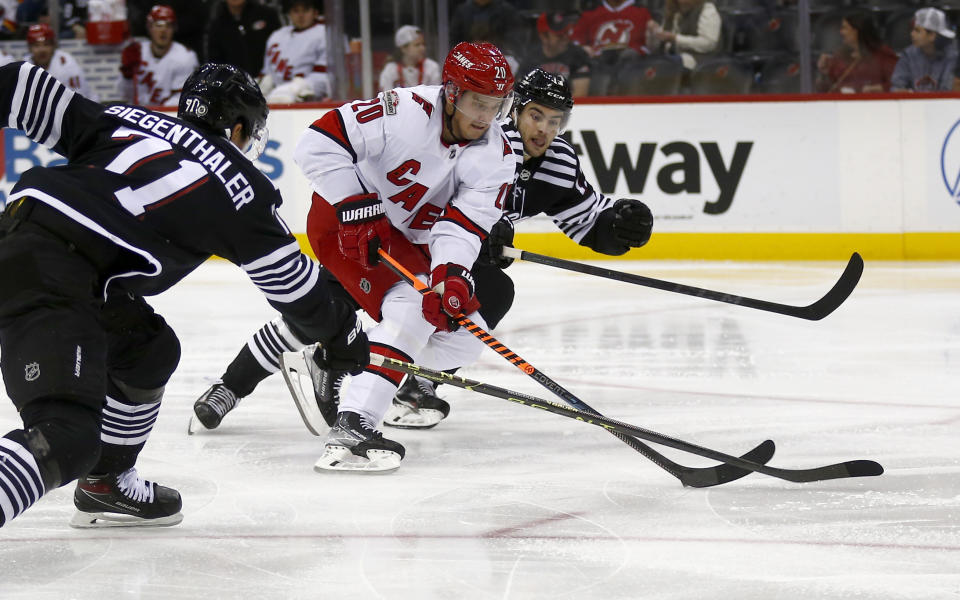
left=26, top=23, right=55, bottom=45
left=442, top=42, right=514, bottom=122
left=147, top=4, right=176, bottom=25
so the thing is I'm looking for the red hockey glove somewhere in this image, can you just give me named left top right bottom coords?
left=120, top=42, right=142, bottom=79
left=422, top=263, right=481, bottom=332
left=335, top=193, right=391, bottom=268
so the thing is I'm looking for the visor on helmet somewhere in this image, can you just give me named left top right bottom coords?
left=522, top=103, right=570, bottom=136
left=448, top=84, right=514, bottom=125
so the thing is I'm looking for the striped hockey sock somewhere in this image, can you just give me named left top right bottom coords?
left=0, top=433, right=45, bottom=527
left=100, top=396, right=160, bottom=448
left=246, top=316, right=307, bottom=373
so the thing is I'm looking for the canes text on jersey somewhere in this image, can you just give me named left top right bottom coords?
left=103, top=105, right=256, bottom=209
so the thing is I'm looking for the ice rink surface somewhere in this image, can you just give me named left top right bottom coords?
left=1, top=257, right=958, bottom=599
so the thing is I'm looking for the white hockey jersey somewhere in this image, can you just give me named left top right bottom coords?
left=27, top=49, right=98, bottom=101
left=377, top=58, right=441, bottom=92
left=295, top=85, right=516, bottom=270
left=262, top=22, right=333, bottom=100
left=117, top=40, right=198, bottom=107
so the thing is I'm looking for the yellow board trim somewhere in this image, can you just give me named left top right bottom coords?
left=293, top=232, right=959, bottom=261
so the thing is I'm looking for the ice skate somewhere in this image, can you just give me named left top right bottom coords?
left=384, top=375, right=450, bottom=429
left=314, top=411, right=405, bottom=474
left=70, top=468, right=183, bottom=528
left=280, top=348, right=344, bottom=436
left=189, top=381, right=239, bottom=434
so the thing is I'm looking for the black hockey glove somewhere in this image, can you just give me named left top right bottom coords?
left=610, top=199, right=653, bottom=248
left=582, top=198, right=654, bottom=255
left=479, top=216, right=515, bottom=269
left=316, top=304, right=369, bottom=376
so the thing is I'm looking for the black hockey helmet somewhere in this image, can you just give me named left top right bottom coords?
left=512, top=67, right=574, bottom=133
left=179, top=63, right=269, bottom=156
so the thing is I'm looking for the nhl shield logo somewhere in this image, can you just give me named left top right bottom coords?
left=25, top=362, right=39, bottom=382
left=359, top=278, right=372, bottom=294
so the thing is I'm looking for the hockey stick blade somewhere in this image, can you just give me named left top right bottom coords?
left=371, top=354, right=884, bottom=485
left=502, top=248, right=865, bottom=321
left=376, top=249, right=772, bottom=487
left=678, top=439, right=775, bottom=487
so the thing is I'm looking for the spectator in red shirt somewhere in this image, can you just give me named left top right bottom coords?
left=816, top=11, right=898, bottom=93
left=572, top=0, right=651, bottom=58
left=572, top=0, right=652, bottom=95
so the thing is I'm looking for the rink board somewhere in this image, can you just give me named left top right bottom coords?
left=2, top=94, right=960, bottom=259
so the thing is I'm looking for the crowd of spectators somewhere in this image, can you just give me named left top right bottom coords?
left=1, top=0, right=959, bottom=104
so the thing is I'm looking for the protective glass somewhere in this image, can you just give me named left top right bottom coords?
left=523, top=103, right=571, bottom=135
left=246, top=124, right=269, bottom=160
left=452, top=86, right=515, bottom=124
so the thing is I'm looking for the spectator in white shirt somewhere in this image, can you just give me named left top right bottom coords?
left=378, top=25, right=441, bottom=92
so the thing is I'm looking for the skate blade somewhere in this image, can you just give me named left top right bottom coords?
left=69, top=510, right=184, bottom=529
left=186, top=414, right=205, bottom=436
left=313, top=445, right=401, bottom=474
left=383, top=405, right=444, bottom=429
left=280, top=351, right=328, bottom=436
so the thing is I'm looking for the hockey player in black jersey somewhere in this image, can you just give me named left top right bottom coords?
left=0, top=62, right=368, bottom=528
left=192, top=68, right=651, bottom=434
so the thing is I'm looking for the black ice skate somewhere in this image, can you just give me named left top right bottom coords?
left=314, top=411, right=405, bottom=473
left=189, top=381, right=239, bottom=433
left=70, top=468, right=183, bottom=528
left=384, top=375, right=451, bottom=429
left=306, top=348, right=345, bottom=428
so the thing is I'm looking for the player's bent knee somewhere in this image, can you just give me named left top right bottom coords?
left=111, top=377, right=166, bottom=405
left=20, top=398, right=102, bottom=490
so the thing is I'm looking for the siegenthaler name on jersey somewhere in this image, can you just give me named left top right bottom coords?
left=103, top=105, right=256, bottom=209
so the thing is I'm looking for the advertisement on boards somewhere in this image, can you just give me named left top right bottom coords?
left=1, top=98, right=957, bottom=240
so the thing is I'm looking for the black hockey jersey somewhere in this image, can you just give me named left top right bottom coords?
left=502, top=123, right=616, bottom=250
left=0, top=62, right=343, bottom=342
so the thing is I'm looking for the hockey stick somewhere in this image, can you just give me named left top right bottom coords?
left=501, top=248, right=864, bottom=321
left=376, top=248, right=774, bottom=487
left=371, top=353, right=884, bottom=484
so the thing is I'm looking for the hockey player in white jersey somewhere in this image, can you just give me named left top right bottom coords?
left=117, top=5, right=198, bottom=106
left=25, top=24, right=98, bottom=101
left=193, top=42, right=515, bottom=472
left=258, top=0, right=335, bottom=103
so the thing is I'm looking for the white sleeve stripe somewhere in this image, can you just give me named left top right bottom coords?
left=533, top=172, right=577, bottom=188
left=7, top=64, right=29, bottom=129
left=252, top=257, right=311, bottom=289
left=257, top=261, right=320, bottom=303
left=23, top=72, right=51, bottom=134
left=45, top=85, right=74, bottom=147
left=35, top=84, right=67, bottom=145
left=246, top=253, right=310, bottom=282
left=20, top=68, right=44, bottom=133
left=242, top=241, right=301, bottom=272
left=537, top=163, right=577, bottom=180
left=8, top=64, right=75, bottom=148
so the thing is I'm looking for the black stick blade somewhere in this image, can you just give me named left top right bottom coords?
left=681, top=440, right=776, bottom=488
left=800, top=252, right=864, bottom=321
left=776, top=459, right=885, bottom=483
